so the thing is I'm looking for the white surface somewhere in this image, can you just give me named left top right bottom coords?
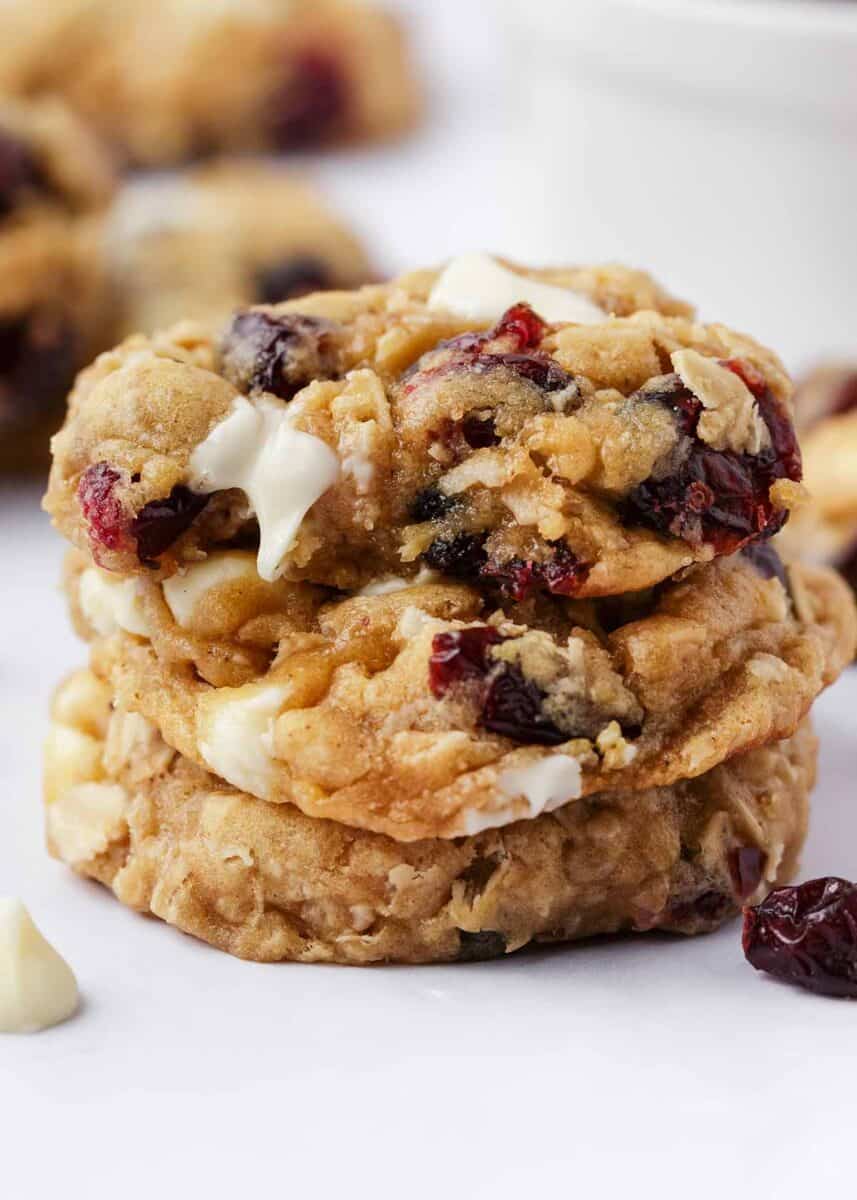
left=5, top=1, right=857, bottom=1194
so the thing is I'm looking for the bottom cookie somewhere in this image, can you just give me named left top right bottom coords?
left=44, top=669, right=815, bottom=965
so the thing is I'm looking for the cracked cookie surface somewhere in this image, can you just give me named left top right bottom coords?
left=44, top=667, right=816, bottom=964
left=45, top=258, right=804, bottom=594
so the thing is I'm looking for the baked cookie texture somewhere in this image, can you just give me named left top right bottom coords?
left=0, top=97, right=115, bottom=470
left=45, top=667, right=816, bottom=964
left=109, top=163, right=371, bottom=337
left=43, top=255, right=857, bottom=963
left=45, top=257, right=804, bottom=598
left=0, top=0, right=420, bottom=167
left=63, top=548, right=854, bottom=841
left=780, top=364, right=857, bottom=592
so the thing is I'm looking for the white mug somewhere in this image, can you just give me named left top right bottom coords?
left=502, top=0, right=857, bottom=370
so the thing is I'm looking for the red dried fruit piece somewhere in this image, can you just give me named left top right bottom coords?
left=491, top=302, right=547, bottom=351
left=481, top=542, right=591, bottom=602
left=0, top=129, right=39, bottom=219
left=0, top=311, right=75, bottom=426
left=255, top=255, right=332, bottom=304
left=429, top=627, right=502, bottom=698
left=481, top=664, right=566, bottom=745
left=221, top=310, right=339, bottom=400
left=269, top=50, right=349, bottom=149
left=741, top=541, right=789, bottom=592
left=422, top=531, right=488, bottom=580
left=626, top=363, right=802, bottom=555
left=132, top=486, right=209, bottom=564
left=743, top=877, right=857, bottom=998
left=77, top=463, right=130, bottom=554
left=729, top=846, right=765, bottom=901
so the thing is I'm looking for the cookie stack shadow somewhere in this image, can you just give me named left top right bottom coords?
left=41, top=258, right=857, bottom=964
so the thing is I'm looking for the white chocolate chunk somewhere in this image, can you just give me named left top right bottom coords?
left=0, top=901, right=79, bottom=1034
left=428, top=253, right=607, bottom=325
left=358, top=567, right=440, bottom=597
left=188, top=395, right=340, bottom=582
left=197, top=682, right=289, bottom=800
left=671, top=349, right=770, bottom=455
left=46, top=782, right=128, bottom=865
left=78, top=568, right=149, bottom=638
left=460, top=755, right=583, bottom=836
left=162, top=551, right=257, bottom=628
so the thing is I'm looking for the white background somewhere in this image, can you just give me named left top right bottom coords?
left=3, top=3, right=857, bottom=1197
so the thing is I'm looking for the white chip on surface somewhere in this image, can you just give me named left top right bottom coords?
left=189, top=394, right=340, bottom=582
left=0, top=901, right=79, bottom=1034
left=428, top=253, right=607, bottom=325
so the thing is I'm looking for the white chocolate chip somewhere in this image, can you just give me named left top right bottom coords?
left=197, top=682, right=289, bottom=800
left=46, top=782, right=128, bottom=865
left=78, top=568, right=150, bottom=638
left=671, top=349, right=770, bottom=455
left=189, top=394, right=340, bottom=582
left=0, top=901, right=79, bottom=1034
left=459, top=755, right=583, bottom=836
left=162, top=550, right=257, bottom=628
left=748, top=653, right=789, bottom=683
left=428, top=253, right=607, bottom=325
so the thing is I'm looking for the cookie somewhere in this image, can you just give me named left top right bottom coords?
left=63, top=543, right=853, bottom=841
left=109, top=162, right=371, bottom=337
left=0, top=0, right=419, bottom=166
left=44, top=666, right=816, bottom=964
left=44, top=256, right=805, bottom=597
left=779, top=364, right=857, bottom=589
left=0, top=98, right=115, bottom=469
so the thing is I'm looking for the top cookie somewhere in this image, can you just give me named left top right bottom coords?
left=45, top=255, right=804, bottom=599
left=0, top=0, right=420, bottom=166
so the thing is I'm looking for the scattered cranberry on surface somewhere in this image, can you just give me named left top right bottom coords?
left=132, top=486, right=209, bottom=564
left=743, top=877, right=857, bottom=998
left=268, top=51, right=349, bottom=149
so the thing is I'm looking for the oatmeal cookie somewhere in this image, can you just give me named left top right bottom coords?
left=45, top=256, right=804, bottom=595
left=779, top=364, right=857, bottom=591
left=109, top=163, right=371, bottom=337
left=0, top=0, right=419, bottom=166
left=0, top=98, right=115, bottom=469
left=44, top=667, right=815, bottom=964
left=64, top=544, right=853, bottom=841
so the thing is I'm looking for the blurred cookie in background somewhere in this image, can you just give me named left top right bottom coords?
left=0, top=98, right=115, bottom=472
left=780, top=364, right=857, bottom=592
left=108, top=161, right=372, bottom=336
left=0, top=0, right=421, bottom=167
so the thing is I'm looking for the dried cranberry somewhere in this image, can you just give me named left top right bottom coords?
left=743, top=877, right=857, bottom=998
left=269, top=51, right=349, bottom=149
left=729, top=846, right=765, bottom=901
left=482, top=664, right=566, bottom=745
left=220, top=310, right=338, bottom=401
left=0, top=130, right=39, bottom=219
left=132, top=486, right=209, bottom=564
left=78, top=463, right=129, bottom=553
left=481, top=542, right=591, bottom=602
left=403, top=304, right=577, bottom=404
left=409, top=486, right=458, bottom=523
left=255, top=255, right=332, bottom=305
left=741, top=541, right=789, bottom=591
left=626, top=363, right=801, bottom=556
left=429, top=627, right=503, bottom=697
left=422, top=532, right=488, bottom=580
left=460, top=413, right=499, bottom=449
left=456, top=930, right=508, bottom=961
left=0, top=312, right=76, bottom=427
left=668, top=888, right=734, bottom=929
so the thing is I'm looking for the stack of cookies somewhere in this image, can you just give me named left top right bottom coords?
left=42, top=254, right=856, bottom=964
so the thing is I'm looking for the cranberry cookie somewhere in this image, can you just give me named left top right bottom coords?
left=63, top=545, right=853, bottom=842
left=44, top=667, right=815, bottom=964
left=109, top=162, right=371, bottom=337
left=780, top=364, right=857, bottom=591
left=0, top=0, right=419, bottom=166
left=0, top=98, right=115, bottom=470
left=45, top=256, right=805, bottom=595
